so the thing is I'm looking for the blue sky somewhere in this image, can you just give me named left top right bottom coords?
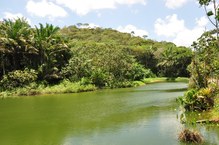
left=0, top=0, right=213, bottom=46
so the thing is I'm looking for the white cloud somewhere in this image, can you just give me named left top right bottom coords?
left=196, top=16, right=208, bottom=27
left=154, top=14, right=185, bottom=37
left=97, top=13, right=102, bottom=17
left=87, top=23, right=100, bottom=28
left=154, top=14, right=208, bottom=46
left=78, top=23, right=100, bottom=29
left=172, top=27, right=205, bottom=47
left=2, top=12, right=31, bottom=24
left=3, top=12, right=23, bottom=20
left=165, top=0, right=189, bottom=9
left=55, top=0, right=146, bottom=16
left=117, top=24, right=148, bottom=37
left=26, top=0, right=67, bottom=20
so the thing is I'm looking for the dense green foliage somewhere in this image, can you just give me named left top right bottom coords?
left=189, top=31, right=219, bottom=89
left=0, top=18, right=71, bottom=83
left=0, top=18, right=192, bottom=96
left=61, top=42, right=153, bottom=87
left=179, top=34, right=219, bottom=113
left=178, top=85, right=218, bottom=111
left=157, top=46, right=192, bottom=78
left=0, top=69, right=37, bottom=91
left=60, top=25, right=192, bottom=78
left=180, top=34, right=219, bottom=112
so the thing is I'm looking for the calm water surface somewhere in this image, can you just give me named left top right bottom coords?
left=0, top=82, right=218, bottom=145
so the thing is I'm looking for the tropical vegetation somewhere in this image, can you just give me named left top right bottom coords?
left=0, top=17, right=193, bottom=97
left=178, top=0, right=219, bottom=124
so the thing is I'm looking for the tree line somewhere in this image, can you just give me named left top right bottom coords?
left=0, top=18, right=192, bottom=92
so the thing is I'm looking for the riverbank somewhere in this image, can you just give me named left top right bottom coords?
left=143, top=77, right=189, bottom=84
left=0, top=77, right=189, bottom=98
left=181, top=93, right=219, bottom=125
left=0, top=81, right=97, bottom=98
left=198, top=97, right=219, bottom=124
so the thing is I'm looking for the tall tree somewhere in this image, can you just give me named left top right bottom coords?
left=34, top=23, right=70, bottom=82
left=190, top=0, right=219, bottom=88
left=0, top=18, right=37, bottom=76
left=190, top=31, right=219, bottom=88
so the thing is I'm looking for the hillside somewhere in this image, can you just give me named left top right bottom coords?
left=0, top=19, right=192, bottom=95
left=60, top=25, right=192, bottom=77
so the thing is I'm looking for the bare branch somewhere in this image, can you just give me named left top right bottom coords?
left=204, top=6, right=217, bottom=27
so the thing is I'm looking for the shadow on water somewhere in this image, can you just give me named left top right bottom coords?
left=126, top=87, right=187, bottom=93
left=164, top=88, right=188, bottom=92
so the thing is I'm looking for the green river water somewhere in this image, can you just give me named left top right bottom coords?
left=0, top=82, right=218, bottom=145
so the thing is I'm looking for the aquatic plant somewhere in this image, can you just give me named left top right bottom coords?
left=178, top=128, right=203, bottom=144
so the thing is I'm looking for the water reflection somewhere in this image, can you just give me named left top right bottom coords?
left=0, top=82, right=218, bottom=145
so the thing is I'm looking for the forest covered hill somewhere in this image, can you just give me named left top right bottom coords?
left=60, top=24, right=192, bottom=77
left=0, top=19, right=192, bottom=94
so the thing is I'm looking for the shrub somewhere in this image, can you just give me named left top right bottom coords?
left=90, top=68, right=108, bottom=87
left=79, top=77, right=92, bottom=85
left=108, top=80, right=143, bottom=88
left=126, top=63, right=154, bottom=81
left=0, top=69, right=38, bottom=90
left=42, top=80, right=96, bottom=94
left=177, top=89, right=198, bottom=111
left=178, top=86, right=217, bottom=111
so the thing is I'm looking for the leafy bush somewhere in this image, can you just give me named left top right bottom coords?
left=126, top=63, right=154, bottom=81
left=0, top=69, right=38, bottom=90
left=90, top=68, right=108, bottom=87
left=79, top=77, right=92, bottom=85
left=42, top=80, right=96, bottom=94
left=178, top=86, right=217, bottom=111
left=110, top=81, right=134, bottom=88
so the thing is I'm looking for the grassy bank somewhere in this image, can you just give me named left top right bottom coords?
left=202, top=97, right=219, bottom=123
left=180, top=93, right=219, bottom=125
left=211, top=97, right=219, bottom=120
left=0, top=77, right=189, bottom=98
left=0, top=81, right=97, bottom=98
left=143, top=77, right=189, bottom=84
left=0, top=80, right=145, bottom=98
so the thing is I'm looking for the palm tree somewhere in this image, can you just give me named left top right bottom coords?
left=34, top=23, right=70, bottom=82
left=0, top=41, right=6, bottom=76
left=157, top=46, right=177, bottom=78
left=34, top=23, right=60, bottom=64
left=0, top=18, right=37, bottom=73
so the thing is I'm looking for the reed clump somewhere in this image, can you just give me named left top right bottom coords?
left=178, top=129, right=203, bottom=144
